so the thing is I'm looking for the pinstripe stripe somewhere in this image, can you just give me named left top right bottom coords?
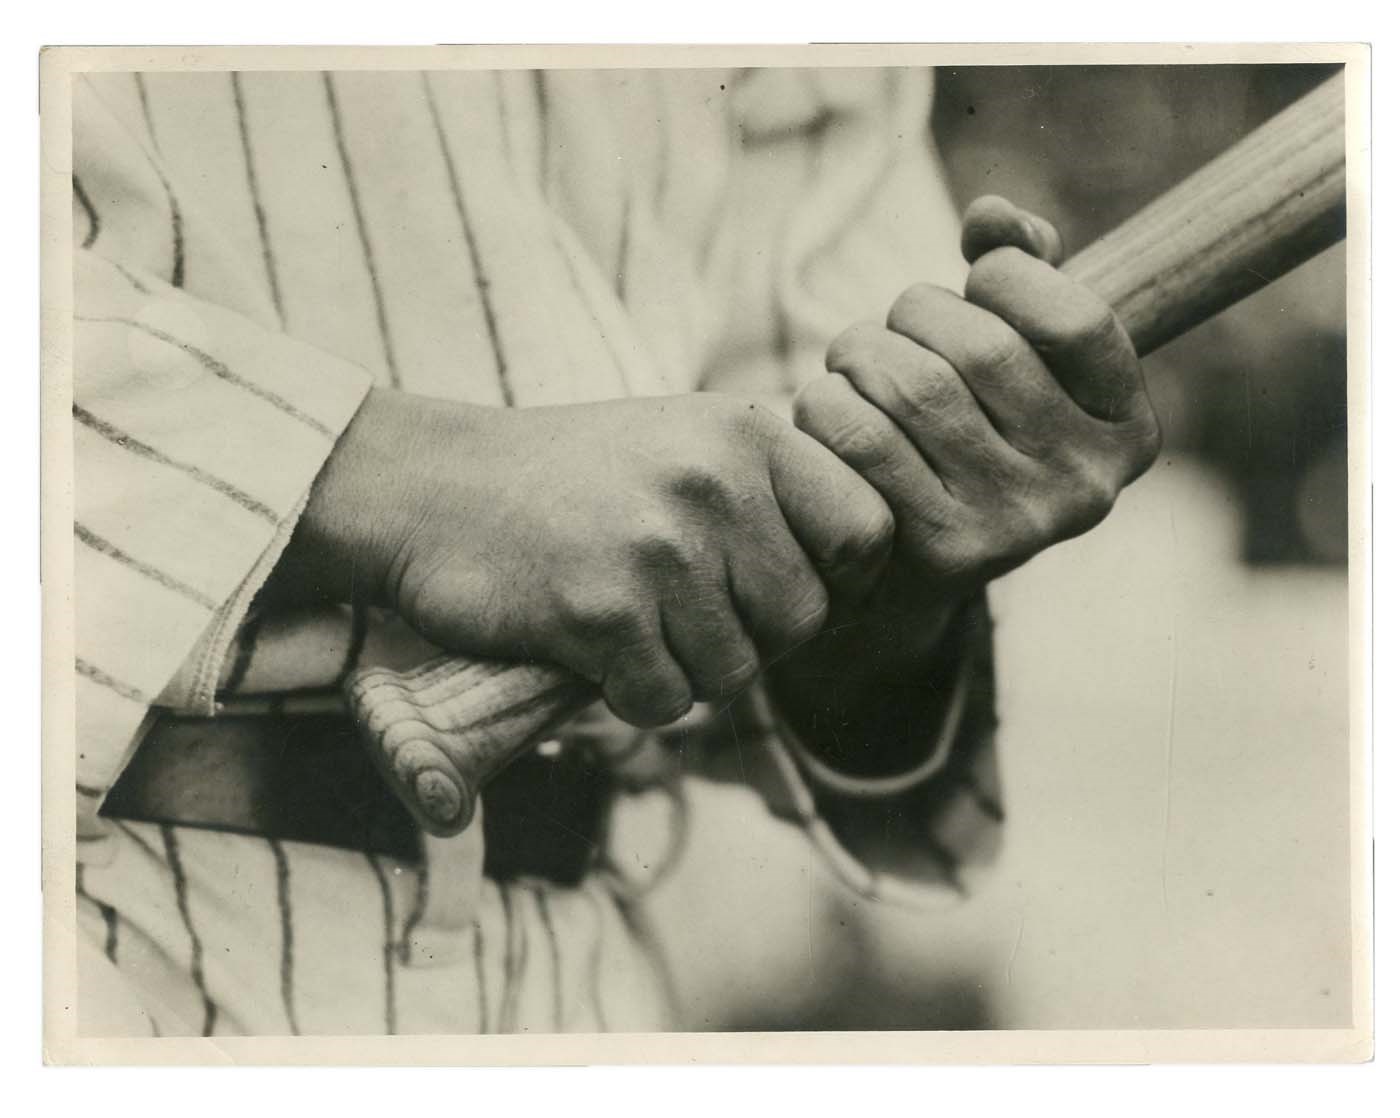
left=773, top=127, right=824, bottom=372
left=396, top=863, right=429, bottom=966
left=532, top=886, right=563, bottom=1031
left=106, top=258, right=152, bottom=294
left=133, top=73, right=158, bottom=149
left=421, top=73, right=515, bottom=408
left=650, top=69, right=671, bottom=213
left=130, top=73, right=185, bottom=288
left=76, top=864, right=120, bottom=963
left=267, top=838, right=302, bottom=1035
left=493, top=70, right=516, bottom=175
left=231, top=72, right=286, bottom=325
left=322, top=73, right=401, bottom=389
left=497, top=880, right=533, bottom=1033
left=365, top=852, right=398, bottom=1034
left=76, top=656, right=148, bottom=705
left=112, top=818, right=165, bottom=862
left=583, top=886, right=609, bottom=1032
left=73, top=176, right=99, bottom=249
left=472, top=921, right=489, bottom=1033
left=615, top=194, right=631, bottom=302
left=795, top=69, right=903, bottom=295
left=551, top=227, right=637, bottom=397
left=76, top=316, right=336, bottom=438
left=698, top=78, right=741, bottom=271
left=73, top=403, right=280, bottom=524
left=533, top=71, right=551, bottom=192
left=159, top=824, right=218, bottom=1036
left=75, top=522, right=219, bottom=610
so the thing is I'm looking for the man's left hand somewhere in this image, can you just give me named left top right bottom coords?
left=769, top=196, right=1162, bottom=777
left=793, top=194, right=1161, bottom=604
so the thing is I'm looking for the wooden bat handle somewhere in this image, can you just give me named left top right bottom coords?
left=347, top=71, right=1347, bottom=837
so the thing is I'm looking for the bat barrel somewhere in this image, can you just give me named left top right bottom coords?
left=1064, top=70, right=1345, bottom=356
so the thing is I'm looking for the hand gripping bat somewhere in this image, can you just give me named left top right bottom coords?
left=345, top=71, right=1349, bottom=843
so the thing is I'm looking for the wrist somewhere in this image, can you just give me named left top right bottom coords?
left=267, top=388, right=467, bottom=609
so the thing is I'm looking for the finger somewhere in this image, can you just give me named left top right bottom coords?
left=766, top=426, right=896, bottom=602
left=658, top=579, right=761, bottom=700
left=793, top=371, right=962, bottom=522
left=599, top=625, right=693, bottom=728
left=728, top=514, right=833, bottom=659
left=885, top=283, right=1080, bottom=456
left=823, top=323, right=1023, bottom=499
left=964, top=247, right=1150, bottom=425
left=961, top=195, right=1064, bottom=266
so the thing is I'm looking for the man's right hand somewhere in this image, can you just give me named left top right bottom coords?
left=272, top=388, right=893, bottom=728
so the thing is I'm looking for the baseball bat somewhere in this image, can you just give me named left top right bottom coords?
left=347, top=70, right=1348, bottom=837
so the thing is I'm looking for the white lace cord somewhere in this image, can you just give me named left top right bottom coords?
left=753, top=666, right=973, bottom=912
left=781, top=652, right=973, bottom=799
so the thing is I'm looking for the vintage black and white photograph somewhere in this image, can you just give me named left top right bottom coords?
left=41, top=43, right=1369, bottom=1060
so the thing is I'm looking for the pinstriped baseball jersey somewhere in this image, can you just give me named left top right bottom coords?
left=70, top=66, right=993, bottom=1036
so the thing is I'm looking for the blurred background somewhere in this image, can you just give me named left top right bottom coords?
left=861, top=63, right=1353, bottom=1030
left=934, top=64, right=1349, bottom=568
left=648, top=64, right=1354, bottom=1033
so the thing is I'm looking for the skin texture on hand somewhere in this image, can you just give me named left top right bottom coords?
left=273, top=194, right=1160, bottom=767
left=271, top=388, right=894, bottom=728
left=771, top=195, right=1162, bottom=770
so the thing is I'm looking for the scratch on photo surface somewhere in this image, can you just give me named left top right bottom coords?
left=1004, top=908, right=1026, bottom=985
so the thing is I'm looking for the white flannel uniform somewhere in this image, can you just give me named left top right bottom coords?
left=71, top=66, right=998, bottom=1036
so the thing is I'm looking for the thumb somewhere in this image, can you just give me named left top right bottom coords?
left=961, top=194, right=1064, bottom=266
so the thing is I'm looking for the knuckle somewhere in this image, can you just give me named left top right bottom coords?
left=631, top=529, right=690, bottom=575
left=711, top=392, right=781, bottom=443
left=962, top=251, right=1017, bottom=308
left=664, top=462, right=732, bottom=514
left=1041, top=291, right=1122, bottom=359
left=1007, top=489, right=1059, bottom=549
left=777, top=584, right=831, bottom=646
left=823, top=413, right=892, bottom=474
left=1125, top=410, right=1164, bottom=476
left=913, top=530, right=987, bottom=584
left=889, top=352, right=958, bottom=417
left=851, top=500, right=897, bottom=565
left=1075, top=302, right=1123, bottom=356
left=825, top=320, right=884, bottom=373
left=1056, top=459, right=1120, bottom=536
left=974, top=325, right=1027, bottom=382
left=886, top=283, right=944, bottom=334
left=814, top=497, right=895, bottom=578
left=796, top=388, right=894, bottom=477
left=792, top=373, right=848, bottom=434
left=561, top=586, right=645, bottom=643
